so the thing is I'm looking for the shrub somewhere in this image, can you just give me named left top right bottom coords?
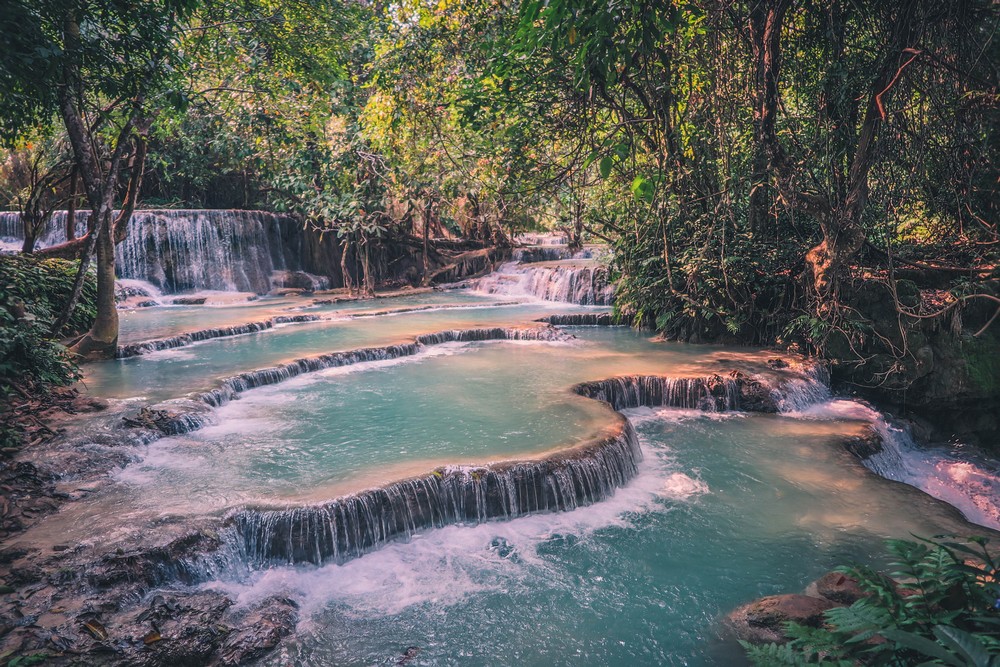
left=0, top=255, right=97, bottom=446
left=743, top=536, right=1000, bottom=666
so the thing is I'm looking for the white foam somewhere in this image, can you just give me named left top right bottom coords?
left=622, top=406, right=746, bottom=426
left=783, top=398, right=879, bottom=422
left=200, top=411, right=710, bottom=619
left=659, top=472, right=710, bottom=500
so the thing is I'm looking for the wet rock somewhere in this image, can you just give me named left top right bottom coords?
left=727, top=594, right=836, bottom=645
left=71, top=396, right=110, bottom=413
left=113, top=591, right=234, bottom=667
left=214, top=597, right=298, bottom=665
left=397, top=646, right=421, bottom=665
left=841, top=427, right=883, bottom=460
left=171, top=296, right=207, bottom=305
left=767, top=358, right=790, bottom=369
left=728, top=372, right=779, bottom=413
left=808, top=571, right=867, bottom=605
left=87, top=532, right=222, bottom=591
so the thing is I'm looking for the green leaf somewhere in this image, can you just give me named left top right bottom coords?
left=933, top=626, right=997, bottom=667
left=598, top=155, right=613, bottom=179
left=882, top=628, right=964, bottom=666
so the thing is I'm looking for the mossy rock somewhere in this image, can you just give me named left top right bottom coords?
left=895, top=279, right=920, bottom=308
left=962, top=335, right=1000, bottom=398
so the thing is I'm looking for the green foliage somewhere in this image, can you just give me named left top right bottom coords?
left=743, top=537, right=1000, bottom=666
left=0, top=256, right=96, bottom=444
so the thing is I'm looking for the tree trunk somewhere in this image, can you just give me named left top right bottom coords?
left=421, top=198, right=432, bottom=285
left=71, top=210, right=119, bottom=357
left=66, top=168, right=78, bottom=241
left=360, top=233, right=373, bottom=296
left=20, top=212, right=40, bottom=254
left=340, top=237, right=354, bottom=295
left=50, top=208, right=100, bottom=337
left=747, top=0, right=790, bottom=239
left=803, top=0, right=919, bottom=301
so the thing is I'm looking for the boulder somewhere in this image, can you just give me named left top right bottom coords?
left=727, top=593, right=836, bottom=644
left=807, top=571, right=867, bottom=605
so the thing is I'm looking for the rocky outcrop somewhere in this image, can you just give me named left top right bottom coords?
left=830, top=280, right=1000, bottom=449
left=727, top=571, right=868, bottom=646
left=840, top=427, right=884, bottom=460
left=727, top=594, right=837, bottom=644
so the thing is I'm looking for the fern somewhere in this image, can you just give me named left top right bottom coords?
left=743, top=537, right=1000, bottom=667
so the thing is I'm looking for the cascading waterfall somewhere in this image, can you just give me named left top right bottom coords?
left=230, top=419, right=641, bottom=565
left=515, top=233, right=568, bottom=246
left=1, top=209, right=328, bottom=294
left=116, top=314, right=321, bottom=358
left=537, top=313, right=616, bottom=326
left=511, top=247, right=596, bottom=263
left=765, top=363, right=1000, bottom=529
left=471, top=261, right=615, bottom=305
left=574, top=374, right=778, bottom=413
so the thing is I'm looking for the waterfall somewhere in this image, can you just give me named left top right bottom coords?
left=770, top=364, right=832, bottom=413
left=537, top=313, right=616, bottom=326
left=511, top=247, right=596, bottom=263
left=515, top=233, right=568, bottom=246
left=1, top=209, right=326, bottom=294
left=471, top=261, right=615, bottom=305
left=763, top=362, right=1000, bottom=530
left=161, top=325, right=571, bottom=413
left=229, top=419, right=641, bottom=565
left=573, top=374, right=778, bottom=413
left=116, top=314, right=321, bottom=358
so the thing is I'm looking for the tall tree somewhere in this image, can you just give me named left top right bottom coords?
left=2, top=0, right=198, bottom=356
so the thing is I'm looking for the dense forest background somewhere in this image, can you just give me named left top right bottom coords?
left=1, top=0, right=998, bottom=435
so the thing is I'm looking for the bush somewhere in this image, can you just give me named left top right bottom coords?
left=743, top=536, right=1000, bottom=666
left=0, top=255, right=97, bottom=445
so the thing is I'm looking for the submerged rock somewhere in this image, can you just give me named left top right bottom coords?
left=841, top=427, right=884, bottom=460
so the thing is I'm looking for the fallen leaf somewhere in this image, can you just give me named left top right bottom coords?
left=82, top=619, right=108, bottom=641
left=142, top=631, right=162, bottom=645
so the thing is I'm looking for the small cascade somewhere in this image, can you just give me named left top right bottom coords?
left=471, top=261, right=615, bottom=305
left=573, top=374, right=777, bottom=412
left=846, top=409, right=1000, bottom=529
left=182, top=326, right=568, bottom=411
left=770, top=364, right=832, bottom=413
left=115, top=279, right=164, bottom=308
left=537, top=313, right=616, bottom=326
left=229, top=420, right=641, bottom=565
left=117, top=315, right=322, bottom=358
left=766, top=364, right=1000, bottom=530
left=515, top=233, right=568, bottom=246
left=511, top=247, right=596, bottom=263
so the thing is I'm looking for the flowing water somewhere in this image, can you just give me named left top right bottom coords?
left=10, top=225, right=1000, bottom=665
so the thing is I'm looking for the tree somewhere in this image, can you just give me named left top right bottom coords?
left=1, top=0, right=198, bottom=357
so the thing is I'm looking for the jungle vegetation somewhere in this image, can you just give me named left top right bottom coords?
left=0, top=0, right=996, bottom=380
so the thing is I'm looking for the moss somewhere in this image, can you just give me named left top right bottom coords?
left=895, top=279, right=920, bottom=308
left=962, top=335, right=1000, bottom=398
